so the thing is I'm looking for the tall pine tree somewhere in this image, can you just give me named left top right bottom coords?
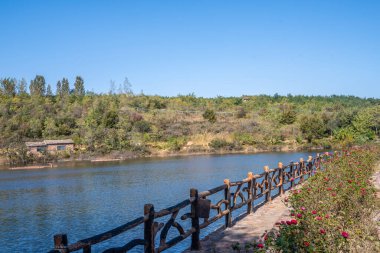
left=61, top=78, right=70, bottom=97
left=46, top=84, right=53, bottom=96
left=74, top=76, right=85, bottom=97
left=56, top=80, right=62, bottom=97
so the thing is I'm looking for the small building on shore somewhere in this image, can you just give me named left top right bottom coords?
left=26, top=139, right=74, bottom=153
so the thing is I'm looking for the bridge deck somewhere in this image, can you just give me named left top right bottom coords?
left=183, top=194, right=291, bottom=253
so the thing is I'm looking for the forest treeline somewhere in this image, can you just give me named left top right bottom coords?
left=1, top=76, right=380, bottom=164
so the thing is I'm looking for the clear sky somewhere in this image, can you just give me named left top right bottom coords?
left=1, top=0, right=379, bottom=98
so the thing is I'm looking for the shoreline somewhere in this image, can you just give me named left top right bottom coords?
left=0, top=145, right=327, bottom=170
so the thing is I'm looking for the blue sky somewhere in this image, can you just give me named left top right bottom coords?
left=1, top=0, right=379, bottom=97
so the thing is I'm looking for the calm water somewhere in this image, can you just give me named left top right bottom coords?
left=0, top=151, right=317, bottom=253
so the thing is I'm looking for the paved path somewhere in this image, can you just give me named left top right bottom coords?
left=372, top=163, right=380, bottom=239
left=183, top=194, right=291, bottom=253
left=183, top=162, right=380, bottom=253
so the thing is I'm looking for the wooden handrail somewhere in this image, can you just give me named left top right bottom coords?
left=49, top=153, right=327, bottom=253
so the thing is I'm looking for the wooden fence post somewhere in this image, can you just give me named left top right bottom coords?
left=264, top=166, right=271, bottom=202
left=278, top=162, right=284, bottom=195
left=190, top=188, right=201, bottom=250
left=224, top=179, right=232, bottom=228
left=83, top=245, right=91, bottom=253
left=299, top=158, right=304, bottom=183
left=307, top=156, right=313, bottom=177
left=53, top=234, right=68, bottom=253
left=247, top=172, right=253, bottom=214
left=315, top=153, right=321, bottom=170
left=290, top=162, right=295, bottom=188
left=144, top=204, right=155, bottom=253
left=251, top=176, right=257, bottom=212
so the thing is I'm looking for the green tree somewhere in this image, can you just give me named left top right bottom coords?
left=46, top=84, right=53, bottom=96
left=61, top=78, right=70, bottom=97
left=299, top=114, right=326, bottom=142
left=351, top=107, right=377, bottom=142
left=29, top=75, right=46, bottom=97
left=17, top=78, right=28, bottom=96
left=103, top=110, right=119, bottom=128
left=42, top=117, right=58, bottom=138
left=0, top=78, right=17, bottom=97
left=74, top=76, right=85, bottom=97
left=56, top=80, right=62, bottom=96
left=279, top=104, right=297, bottom=124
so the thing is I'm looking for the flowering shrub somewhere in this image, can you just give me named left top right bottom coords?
left=265, top=146, right=380, bottom=252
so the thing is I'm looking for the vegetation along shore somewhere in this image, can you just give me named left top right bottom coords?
left=231, top=145, right=380, bottom=252
left=1, top=76, right=379, bottom=166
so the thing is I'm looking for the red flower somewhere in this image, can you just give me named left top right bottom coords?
left=325, top=214, right=330, bottom=219
left=257, top=243, right=264, bottom=248
left=291, top=213, right=295, bottom=216
left=320, top=229, right=326, bottom=234
left=304, top=241, right=310, bottom=247
left=312, top=210, right=317, bottom=215
left=291, top=219, right=297, bottom=225
left=316, top=216, right=322, bottom=221
left=327, top=187, right=332, bottom=191
left=301, top=206, right=306, bottom=211
left=341, top=231, right=349, bottom=238
left=286, top=220, right=292, bottom=225
left=297, top=213, right=302, bottom=218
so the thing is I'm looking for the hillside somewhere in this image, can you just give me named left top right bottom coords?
left=1, top=78, right=380, bottom=164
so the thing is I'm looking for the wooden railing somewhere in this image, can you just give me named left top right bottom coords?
left=49, top=154, right=324, bottom=253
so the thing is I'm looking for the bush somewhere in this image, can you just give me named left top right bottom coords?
left=203, top=109, right=217, bottom=123
left=209, top=138, right=239, bottom=150
left=233, top=132, right=256, bottom=145
left=166, top=136, right=187, bottom=151
left=265, top=146, right=380, bottom=252
left=133, top=120, right=151, bottom=133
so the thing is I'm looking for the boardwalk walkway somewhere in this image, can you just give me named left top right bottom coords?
left=183, top=194, right=291, bottom=253
left=184, top=162, right=380, bottom=253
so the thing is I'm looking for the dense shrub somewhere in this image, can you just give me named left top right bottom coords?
left=265, top=146, right=380, bottom=252
left=133, top=120, right=151, bottom=133
left=203, top=109, right=217, bottom=123
left=233, top=132, right=256, bottom=145
left=209, top=138, right=239, bottom=150
left=166, top=136, right=187, bottom=151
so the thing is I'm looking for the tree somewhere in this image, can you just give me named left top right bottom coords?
left=0, top=78, right=16, bottom=97
left=118, top=77, right=133, bottom=95
left=74, top=76, right=85, bottom=97
left=56, top=80, right=62, bottom=97
left=279, top=104, right=297, bottom=124
left=299, top=114, right=326, bottom=142
left=17, top=78, right=28, bottom=96
left=61, top=78, right=70, bottom=97
left=29, top=75, right=46, bottom=97
left=46, top=84, right=53, bottom=96
left=42, top=117, right=58, bottom=138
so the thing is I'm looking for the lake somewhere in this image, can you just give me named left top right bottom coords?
left=0, top=151, right=319, bottom=252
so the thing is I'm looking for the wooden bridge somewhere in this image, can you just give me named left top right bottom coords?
left=49, top=154, right=323, bottom=253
